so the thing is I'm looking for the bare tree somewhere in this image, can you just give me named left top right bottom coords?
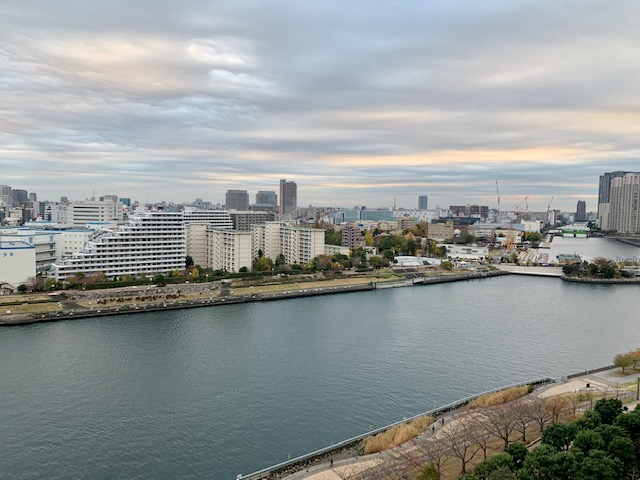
left=512, top=399, right=536, bottom=443
left=439, top=415, right=480, bottom=475
left=529, top=397, right=553, bottom=433
left=482, top=404, right=520, bottom=451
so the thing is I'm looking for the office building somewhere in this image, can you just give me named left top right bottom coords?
left=67, top=199, right=124, bottom=226
left=418, top=195, right=428, bottom=210
left=279, top=179, right=297, bottom=215
left=49, top=210, right=186, bottom=279
left=11, top=189, right=28, bottom=207
left=449, top=204, right=489, bottom=219
left=576, top=200, right=586, bottom=222
left=256, top=191, right=277, bottom=207
left=0, top=241, right=36, bottom=288
left=225, top=190, right=250, bottom=211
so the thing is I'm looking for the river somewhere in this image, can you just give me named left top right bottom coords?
left=0, top=239, right=638, bottom=479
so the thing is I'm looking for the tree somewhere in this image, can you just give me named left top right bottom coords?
left=506, top=442, right=528, bottom=470
left=473, top=452, right=515, bottom=479
left=574, top=411, right=601, bottom=430
left=541, top=422, right=578, bottom=451
left=17, top=283, right=28, bottom=293
left=185, top=255, right=194, bottom=267
left=577, top=449, right=624, bottom=480
left=519, top=444, right=567, bottom=480
left=483, top=404, right=520, bottom=451
left=324, top=229, right=342, bottom=246
left=613, top=353, right=633, bottom=373
left=593, top=399, right=622, bottom=425
left=572, top=430, right=604, bottom=454
left=238, top=266, right=248, bottom=273
left=606, top=436, right=636, bottom=474
left=441, top=416, right=480, bottom=475
left=252, top=257, right=273, bottom=272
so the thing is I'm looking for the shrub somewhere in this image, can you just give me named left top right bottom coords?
left=363, top=416, right=433, bottom=454
left=468, top=386, right=530, bottom=409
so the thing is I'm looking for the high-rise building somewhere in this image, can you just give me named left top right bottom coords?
left=609, top=173, right=640, bottom=234
left=256, top=191, right=277, bottom=206
left=576, top=200, right=586, bottom=222
left=279, top=179, right=297, bottom=215
left=28, top=192, right=37, bottom=202
left=225, top=190, right=249, bottom=211
left=418, top=195, right=428, bottom=210
left=11, top=189, right=28, bottom=207
left=206, top=227, right=253, bottom=273
left=597, top=171, right=635, bottom=230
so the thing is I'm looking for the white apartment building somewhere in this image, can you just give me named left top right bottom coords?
left=252, top=221, right=284, bottom=260
left=279, top=225, right=325, bottom=265
left=49, top=210, right=185, bottom=280
left=185, top=222, right=209, bottom=267
left=183, top=208, right=233, bottom=228
left=609, top=173, right=640, bottom=234
left=206, top=228, right=252, bottom=272
left=67, top=199, right=124, bottom=226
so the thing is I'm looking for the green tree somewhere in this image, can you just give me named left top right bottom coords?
left=572, top=430, right=604, bottom=455
left=17, top=283, right=28, bottom=293
left=238, top=266, right=248, bottom=273
left=576, top=450, right=624, bottom=480
left=519, top=445, right=564, bottom=479
left=593, top=399, right=622, bottom=425
left=614, top=410, right=640, bottom=441
left=473, top=452, right=514, bottom=479
left=606, top=436, right=636, bottom=474
left=506, top=442, right=528, bottom=470
left=575, top=411, right=601, bottom=431
left=542, top=423, right=578, bottom=451
left=324, top=229, right=342, bottom=246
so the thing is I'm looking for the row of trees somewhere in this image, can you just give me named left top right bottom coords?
left=337, top=390, right=623, bottom=480
left=457, top=398, right=640, bottom=480
left=614, top=349, right=640, bottom=373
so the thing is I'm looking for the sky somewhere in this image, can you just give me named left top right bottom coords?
left=2, top=1, right=639, bottom=211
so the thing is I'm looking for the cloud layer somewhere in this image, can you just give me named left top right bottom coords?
left=2, top=1, right=639, bottom=210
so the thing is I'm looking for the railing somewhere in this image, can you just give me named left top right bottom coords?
left=236, top=376, right=555, bottom=480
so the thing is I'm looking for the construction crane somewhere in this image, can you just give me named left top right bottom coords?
left=547, top=196, right=554, bottom=212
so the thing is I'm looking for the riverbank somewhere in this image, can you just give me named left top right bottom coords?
left=243, top=365, right=637, bottom=480
left=0, top=270, right=506, bottom=327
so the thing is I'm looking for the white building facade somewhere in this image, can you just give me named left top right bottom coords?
left=206, top=228, right=253, bottom=272
left=49, top=211, right=185, bottom=280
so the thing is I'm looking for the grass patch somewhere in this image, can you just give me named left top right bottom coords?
left=468, top=385, right=530, bottom=409
left=610, top=369, right=640, bottom=377
left=363, top=416, right=434, bottom=454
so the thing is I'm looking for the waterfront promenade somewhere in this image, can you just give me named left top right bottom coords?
left=276, top=366, right=640, bottom=480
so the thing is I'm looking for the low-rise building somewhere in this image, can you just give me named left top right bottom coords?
left=0, top=241, right=36, bottom=288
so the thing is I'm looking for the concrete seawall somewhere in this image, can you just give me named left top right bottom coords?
left=0, top=271, right=507, bottom=327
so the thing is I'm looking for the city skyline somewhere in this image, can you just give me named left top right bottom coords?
left=2, top=1, right=640, bottom=210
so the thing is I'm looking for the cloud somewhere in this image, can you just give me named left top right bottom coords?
left=1, top=0, right=640, bottom=210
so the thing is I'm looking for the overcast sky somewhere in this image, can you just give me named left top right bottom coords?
left=2, top=1, right=639, bottom=211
